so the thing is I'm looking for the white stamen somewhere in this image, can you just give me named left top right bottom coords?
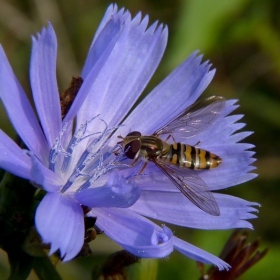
left=49, top=122, right=69, bottom=171
left=53, top=116, right=125, bottom=194
left=61, top=115, right=101, bottom=173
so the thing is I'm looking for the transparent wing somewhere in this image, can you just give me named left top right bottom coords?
left=153, top=159, right=220, bottom=216
left=154, top=95, right=226, bottom=139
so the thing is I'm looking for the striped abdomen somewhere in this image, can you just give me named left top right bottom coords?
left=160, top=142, right=222, bottom=169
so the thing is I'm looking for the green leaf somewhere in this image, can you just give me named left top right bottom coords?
left=127, top=258, right=158, bottom=280
left=167, top=0, right=251, bottom=68
left=241, top=91, right=280, bottom=128
left=0, top=172, right=35, bottom=244
left=32, top=256, right=62, bottom=280
left=6, top=247, right=33, bottom=280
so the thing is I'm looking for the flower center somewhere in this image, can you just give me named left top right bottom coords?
left=49, top=116, right=126, bottom=194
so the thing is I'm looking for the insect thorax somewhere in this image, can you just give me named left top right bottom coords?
left=140, top=136, right=169, bottom=158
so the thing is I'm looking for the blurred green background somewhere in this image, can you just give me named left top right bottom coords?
left=0, top=0, right=279, bottom=279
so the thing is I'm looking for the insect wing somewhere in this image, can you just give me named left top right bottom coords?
left=154, top=95, right=226, bottom=139
left=153, top=160, right=220, bottom=216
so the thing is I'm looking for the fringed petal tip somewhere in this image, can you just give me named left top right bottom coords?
left=32, top=22, right=55, bottom=42
left=130, top=191, right=259, bottom=230
left=114, top=5, right=167, bottom=36
left=30, top=20, right=61, bottom=148
left=173, top=237, right=231, bottom=271
left=77, top=4, right=168, bottom=130
left=35, top=193, right=84, bottom=262
left=121, top=49, right=215, bottom=137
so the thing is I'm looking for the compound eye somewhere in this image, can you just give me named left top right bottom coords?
left=124, top=131, right=141, bottom=159
left=125, top=140, right=141, bottom=159
left=127, top=131, right=141, bottom=137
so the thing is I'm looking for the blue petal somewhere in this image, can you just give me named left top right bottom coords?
left=29, top=152, right=63, bottom=192
left=63, top=9, right=127, bottom=123
left=35, top=192, right=84, bottom=262
left=81, top=4, right=127, bottom=78
left=126, top=144, right=256, bottom=194
left=76, top=10, right=168, bottom=134
left=199, top=143, right=257, bottom=190
left=87, top=4, right=119, bottom=50
left=173, top=237, right=230, bottom=270
left=125, top=142, right=256, bottom=193
left=185, top=101, right=247, bottom=147
left=30, top=23, right=62, bottom=147
left=130, top=191, right=259, bottom=229
left=92, top=208, right=173, bottom=258
left=118, top=52, right=215, bottom=137
left=0, top=46, right=49, bottom=162
left=0, top=130, right=32, bottom=179
left=76, top=171, right=141, bottom=208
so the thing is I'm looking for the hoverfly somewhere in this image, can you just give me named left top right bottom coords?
left=119, top=96, right=226, bottom=216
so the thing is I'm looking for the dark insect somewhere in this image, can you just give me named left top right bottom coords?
left=119, top=96, right=226, bottom=216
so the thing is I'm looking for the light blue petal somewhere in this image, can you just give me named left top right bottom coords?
left=130, top=191, right=259, bottom=229
left=35, top=192, right=84, bottom=262
left=75, top=171, right=141, bottom=208
left=76, top=11, right=168, bottom=133
left=199, top=143, right=257, bottom=190
left=184, top=101, right=247, bottom=147
left=0, top=46, right=49, bottom=162
left=123, top=141, right=256, bottom=193
left=93, top=208, right=173, bottom=258
left=89, top=4, right=119, bottom=48
left=29, top=152, right=63, bottom=192
left=30, top=24, right=61, bottom=147
left=63, top=10, right=127, bottom=124
left=81, top=4, right=126, bottom=78
left=118, top=52, right=215, bottom=137
left=0, top=130, right=32, bottom=179
left=173, top=237, right=230, bottom=270
left=228, top=131, right=253, bottom=144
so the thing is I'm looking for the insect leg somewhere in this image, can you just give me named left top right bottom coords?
left=138, top=162, right=148, bottom=175
left=130, top=156, right=140, bottom=167
left=113, top=147, right=121, bottom=156
left=127, top=161, right=148, bottom=180
left=194, top=140, right=201, bottom=146
left=164, top=134, right=176, bottom=142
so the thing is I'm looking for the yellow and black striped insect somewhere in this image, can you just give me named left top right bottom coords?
left=119, top=96, right=226, bottom=216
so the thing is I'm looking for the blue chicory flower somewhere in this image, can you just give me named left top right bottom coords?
left=0, top=4, right=258, bottom=269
